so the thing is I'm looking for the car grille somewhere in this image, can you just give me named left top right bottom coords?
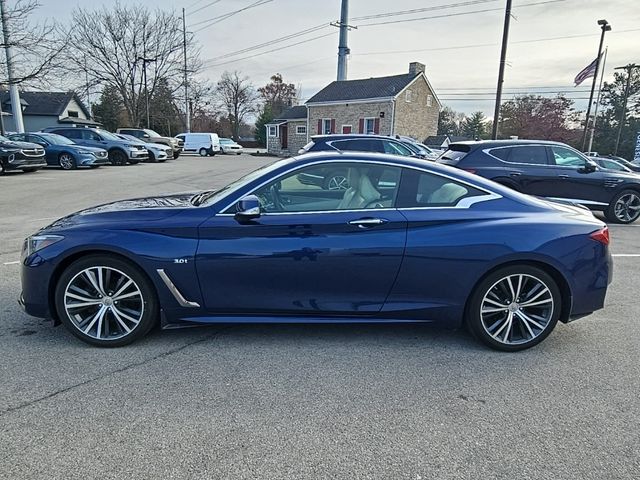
left=176, top=140, right=184, bottom=147
left=21, top=148, right=45, bottom=157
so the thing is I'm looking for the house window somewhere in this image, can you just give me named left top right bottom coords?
left=322, top=119, right=332, bottom=134
left=268, top=125, right=278, bottom=137
left=405, top=90, right=412, bottom=103
left=365, top=118, right=376, bottom=135
left=296, top=125, right=307, bottom=135
left=427, top=95, right=433, bottom=107
left=68, top=110, right=79, bottom=118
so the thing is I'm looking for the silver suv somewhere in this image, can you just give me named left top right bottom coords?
left=43, top=127, right=148, bottom=166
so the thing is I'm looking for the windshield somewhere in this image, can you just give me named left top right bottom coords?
left=192, top=158, right=291, bottom=206
left=41, top=133, right=75, bottom=145
left=100, top=131, right=126, bottom=142
left=143, top=129, right=161, bottom=138
left=220, top=138, right=234, bottom=144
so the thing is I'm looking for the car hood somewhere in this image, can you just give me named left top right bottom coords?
left=45, top=192, right=199, bottom=230
left=1, top=140, right=42, bottom=150
left=67, top=145, right=106, bottom=153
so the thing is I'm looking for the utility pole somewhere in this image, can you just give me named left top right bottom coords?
left=614, top=63, right=639, bottom=155
left=335, top=0, right=350, bottom=81
left=491, top=0, right=512, bottom=140
left=581, top=19, right=611, bottom=151
left=587, top=47, right=607, bottom=154
left=0, top=0, right=24, bottom=133
left=182, top=8, right=191, bottom=133
left=138, top=56, right=157, bottom=128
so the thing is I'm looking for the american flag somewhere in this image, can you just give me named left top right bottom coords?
left=574, top=54, right=602, bottom=86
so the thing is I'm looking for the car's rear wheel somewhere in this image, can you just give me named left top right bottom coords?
left=109, top=149, right=128, bottom=166
left=147, top=151, right=157, bottom=163
left=59, top=153, right=76, bottom=170
left=55, top=255, right=158, bottom=347
left=466, top=265, right=561, bottom=351
left=605, top=189, right=640, bottom=224
left=199, top=148, right=208, bottom=157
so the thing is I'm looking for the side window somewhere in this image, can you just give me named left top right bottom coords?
left=489, top=148, right=511, bottom=161
left=83, top=130, right=101, bottom=141
left=602, top=160, right=624, bottom=171
left=383, top=141, right=413, bottom=156
left=551, top=146, right=587, bottom=167
left=330, top=139, right=384, bottom=153
left=62, top=129, right=81, bottom=139
left=398, top=169, right=490, bottom=208
left=508, top=146, right=549, bottom=165
left=243, top=163, right=401, bottom=213
left=10, top=134, right=25, bottom=142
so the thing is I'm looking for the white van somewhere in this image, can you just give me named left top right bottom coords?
left=175, top=133, right=221, bottom=156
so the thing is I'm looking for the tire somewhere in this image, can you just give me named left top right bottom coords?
left=236, top=152, right=242, bottom=156
left=147, top=151, right=157, bottom=163
left=0, top=162, right=5, bottom=174
left=128, top=158, right=140, bottom=165
left=59, top=153, right=77, bottom=170
left=199, top=148, right=208, bottom=157
left=54, top=254, right=159, bottom=347
left=605, top=189, right=640, bottom=224
left=323, top=171, right=349, bottom=191
left=109, top=149, right=128, bottom=166
left=466, top=265, right=561, bottom=352
left=173, top=152, right=180, bottom=159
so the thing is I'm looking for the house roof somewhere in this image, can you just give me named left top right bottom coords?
left=0, top=91, right=92, bottom=118
left=274, top=105, right=307, bottom=121
left=306, top=73, right=423, bottom=104
left=424, top=134, right=470, bottom=145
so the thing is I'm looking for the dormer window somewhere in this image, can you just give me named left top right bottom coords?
left=68, top=110, right=79, bottom=118
left=405, top=90, right=412, bottom=103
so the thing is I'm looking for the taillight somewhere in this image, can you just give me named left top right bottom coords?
left=590, top=227, right=610, bottom=246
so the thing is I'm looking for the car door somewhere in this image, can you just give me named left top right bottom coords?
left=27, top=134, right=55, bottom=164
left=545, top=145, right=608, bottom=204
left=195, top=161, right=407, bottom=315
left=491, top=145, right=556, bottom=195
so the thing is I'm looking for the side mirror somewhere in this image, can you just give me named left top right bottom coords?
left=234, top=195, right=261, bottom=222
left=142, top=134, right=150, bottom=139
left=579, top=161, right=598, bottom=174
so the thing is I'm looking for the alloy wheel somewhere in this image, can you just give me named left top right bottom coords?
left=59, top=154, right=74, bottom=170
left=63, top=266, right=144, bottom=341
left=480, top=274, right=554, bottom=346
left=327, top=175, right=349, bottom=191
left=613, top=193, right=640, bottom=223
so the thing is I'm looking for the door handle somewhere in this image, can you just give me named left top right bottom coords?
left=509, top=172, right=521, bottom=177
left=558, top=174, right=569, bottom=179
left=348, top=218, right=389, bottom=228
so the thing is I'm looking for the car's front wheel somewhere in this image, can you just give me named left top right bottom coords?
left=59, top=153, right=76, bottom=170
left=466, top=265, right=561, bottom=351
left=55, top=255, right=158, bottom=347
left=199, top=148, right=208, bottom=157
left=109, top=149, right=128, bottom=166
left=605, top=189, right=640, bottom=224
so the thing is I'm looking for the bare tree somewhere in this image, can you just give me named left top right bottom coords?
left=0, top=0, right=67, bottom=87
left=66, top=3, right=200, bottom=127
left=216, top=71, right=257, bottom=140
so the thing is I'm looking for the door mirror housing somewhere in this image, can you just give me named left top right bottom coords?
left=142, top=134, right=150, bottom=139
left=578, top=161, right=598, bottom=174
left=234, top=195, right=261, bottom=222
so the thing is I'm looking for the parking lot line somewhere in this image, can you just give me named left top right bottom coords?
left=2, top=260, right=20, bottom=265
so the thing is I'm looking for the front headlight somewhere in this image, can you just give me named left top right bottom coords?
left=76, top=149, right=93, bottom=155
left=22, top=234, right=64, bottom=259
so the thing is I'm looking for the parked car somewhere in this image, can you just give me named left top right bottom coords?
left=603, top=155, right=640, bottom=172
left=175, top=132, right=220, bottom=156
left=395, top=136, right=439, bottom=160
left=299, top=134, right=417, bottom=158
left=219, top=138, right=243, bottom=155
left=0, top=135, right=46, bottom=174
left=8, top=132, right=109, bottom=170
left=115, top=134, right=171, bottom=163
left=20, top=152, right=611, bottom=351
left=116, top=128, right=183, bottom=159
left=43, top=127, right=148, bottom=166
left=591, top=157, right=634, bottom=173
left=437, top=140, right=640, bottom=224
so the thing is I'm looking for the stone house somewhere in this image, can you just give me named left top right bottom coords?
left=307, top=62, right=440, bottom=141
left=265, top=105, right=308, bottom=156
left=0, top=91, right=97, bottom=133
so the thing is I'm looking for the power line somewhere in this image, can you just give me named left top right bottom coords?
left=351, top=0, right=498, bottom=21
left=186, top=0, right=223, bottom=16
left=192, top=0, right=273, bottom=32
left=183, top=0, right=208, bottom=10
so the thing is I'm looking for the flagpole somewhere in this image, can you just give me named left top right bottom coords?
left=581, top=19, right=611, bottom=151
left=587, top=47, right=607, bottom=154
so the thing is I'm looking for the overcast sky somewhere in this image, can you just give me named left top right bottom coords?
left=34, top=0, right=640, bottom=116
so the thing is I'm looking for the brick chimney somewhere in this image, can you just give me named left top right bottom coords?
left=409, top=62, right=426, bottom=76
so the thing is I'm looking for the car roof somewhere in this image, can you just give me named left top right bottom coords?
left=450, top=139, right=573, bottom=150
left=311, top=134, right=404, bottom=141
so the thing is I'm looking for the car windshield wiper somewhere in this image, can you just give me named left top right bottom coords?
left=190, top=190, right=216, bottom=206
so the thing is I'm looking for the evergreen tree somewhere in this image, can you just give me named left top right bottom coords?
left=92, top=85, right=126, bottom=131
left=254, top=104, right=273, bottom=147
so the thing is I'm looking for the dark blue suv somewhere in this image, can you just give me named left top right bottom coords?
left=437, top=140, right=640, bottom=224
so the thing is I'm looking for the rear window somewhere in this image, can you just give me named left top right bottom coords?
left=398, top=169, right=488, bottom=208
left=438, top=146, right=469, bottom=165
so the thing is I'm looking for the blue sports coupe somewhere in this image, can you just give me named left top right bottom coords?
left=19, top=152, right=612, bottom=351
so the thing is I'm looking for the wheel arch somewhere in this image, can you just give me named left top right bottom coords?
left=47, top=248, right=159, bottom=325
left=463, top=259, right=573, bottom=325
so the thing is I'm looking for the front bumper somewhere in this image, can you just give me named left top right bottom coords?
left=78, top=153, right=110, bottom=166
left=3, top=153, right=47, bottom=171
left=128, top=149, right=149, bottom=160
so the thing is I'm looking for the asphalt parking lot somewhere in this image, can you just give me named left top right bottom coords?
left=0, top=154, right=638, bottom=480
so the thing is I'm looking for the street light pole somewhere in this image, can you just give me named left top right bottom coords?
left=581, top=19, right=610, bottom=151
left=491, top=0, right=512, bottom=140
left=0, top=0, right=25, bottom=133
left=137, top=56, right=157, bottom=128
left=182, top=8, right=191, bottom=133
left=613, top=63, right=639, bottom=155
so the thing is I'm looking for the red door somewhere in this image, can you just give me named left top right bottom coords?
left=342, top=125, right=352, bottom=134
left=281, top=125, right=288, bottom=149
